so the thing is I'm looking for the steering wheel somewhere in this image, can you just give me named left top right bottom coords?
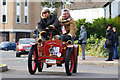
left=45, top=27, right=60, bottom=39
left=45, top=27, right=60, bottom=35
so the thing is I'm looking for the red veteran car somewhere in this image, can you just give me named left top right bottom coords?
left=28, top=28, right=79, bottom=76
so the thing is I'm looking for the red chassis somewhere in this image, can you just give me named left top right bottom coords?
left=28, top=29, right=79, bottom=76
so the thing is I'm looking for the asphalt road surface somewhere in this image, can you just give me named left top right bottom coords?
left=0, top=50, right=118, bottom=79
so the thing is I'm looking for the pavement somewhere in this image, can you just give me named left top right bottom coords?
left=78, top=55, right=119, bottom=66
left=0, top=64, right=8, bottom=72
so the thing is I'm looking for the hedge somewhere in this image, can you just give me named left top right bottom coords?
left=75, top=16, right=120, bottom=40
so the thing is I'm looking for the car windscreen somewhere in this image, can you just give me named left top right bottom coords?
left=0, top=42, right=9, bottom=46
left=19, top=39, right=35, bottom=44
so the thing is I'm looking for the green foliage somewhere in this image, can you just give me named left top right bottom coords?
left=85, top=36, right=108, bottom=57
left=75, top=16, right=120, bottom=57
left=41, top=2, right=62, bottom=8
left=75, top=19, right=92, bottom=39
left=75, top=16, right=120, bottom=40
left=75, top=34, right=108, bottom=57
left=76, top=35, right=120, bottom=57
left=41, top=2, right=49, bottom=7
left=40, top=2, right=62, bottom=15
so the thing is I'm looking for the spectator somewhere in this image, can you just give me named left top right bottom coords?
left=78, top=25, right=87, bottom=60
left=104, top=24, right=115, bottom=61
left=113, top=27, right=119, bottom=59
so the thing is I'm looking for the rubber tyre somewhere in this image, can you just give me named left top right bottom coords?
left=28, top=45, right=38, bottom=75
left=65, top=47, right=75, bottom=76
left=5, top=48, right=8, bottom=51
left=38, top=62, right=44, bottom=72
left=16, top=52, right=20, bottom=57
left=73, top=46, right=79, bottom=73
left=14, top=48, right=16, bottom=51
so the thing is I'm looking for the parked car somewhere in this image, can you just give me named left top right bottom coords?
left=16, top=38, right=35, bottom=57
left=0, top=41, right=16, bottom=51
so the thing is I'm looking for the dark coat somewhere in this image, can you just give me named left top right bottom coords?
left=106, top=28, right=115, bottom=47
left=37, top=14, right=61, bottom=32
left=113, top=32, right=119, bottom=46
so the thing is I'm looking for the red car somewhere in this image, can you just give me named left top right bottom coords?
left=16, top=38, right=35, bottom=57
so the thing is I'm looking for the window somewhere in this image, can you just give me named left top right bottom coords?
left=26, top=32, right=30, bottom=38
left=25, top=0, right=27, bottom=6
left=25, top=16, right=28, bottom=24
left=17, top=2, right=20, bottom=6
left=3, top=0, right=6, bottom=5
left=2, top=15, right=6, bottom=22
left=24, top=0, right=28, bottom=24
left=17, top=15, right=20, bottom=23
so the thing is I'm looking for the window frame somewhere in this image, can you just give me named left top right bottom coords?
left=3, top=0, right=6, bottom=5
left=25, top=0, right=28, bottom=7
left=1, top=0, right=7, bottom=23
left=16, top=15, right=21, bottom=24
left=24, top=15, right=28, bottom=24
left=24, top=0, right=29, bottom=24
left=16, top=0, right=21, bottom=24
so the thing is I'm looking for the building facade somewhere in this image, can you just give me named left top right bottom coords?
left=69, top=2, right=106, bottom=22
left=0, top=0, right=42, bottom=42
left=104, top=0, right=120, bottom=18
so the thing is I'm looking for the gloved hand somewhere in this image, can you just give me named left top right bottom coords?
left=116, top=43, right=119, bottom=47
left=46, top=25, right=55, bottom=29
left=33, top=34, right=37, bottom=38
left=40, top=31, right=47, bottom=38
left=64, top=35, right=71, bottom=41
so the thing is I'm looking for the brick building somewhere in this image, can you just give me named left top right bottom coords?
left=0, top=0, right=62, bottom=43
left=0, top=0, right=44, bottom=42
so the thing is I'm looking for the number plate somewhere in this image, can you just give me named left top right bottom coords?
left=46, top=59, right=56, bottom=64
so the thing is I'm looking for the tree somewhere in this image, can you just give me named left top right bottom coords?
left=41, top=2, right=63, bottom=15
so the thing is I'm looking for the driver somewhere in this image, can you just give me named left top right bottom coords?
left=34, top=8, right=61, bottom=41
left=59, top=9, right=76, bottom=42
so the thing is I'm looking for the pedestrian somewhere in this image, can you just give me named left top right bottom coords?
left=78, top=25, right=87, bottom=60
left=113, top=27, right=119, bottom=59
left=104, top=24, right=115, bottom=61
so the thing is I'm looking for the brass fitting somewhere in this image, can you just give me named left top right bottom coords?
left=67, top=40, right=72, bottom=44
left=37, top=38, right=43, bottom=43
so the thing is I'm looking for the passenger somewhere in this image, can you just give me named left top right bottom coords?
left=59, top=9, right=76, bottom=42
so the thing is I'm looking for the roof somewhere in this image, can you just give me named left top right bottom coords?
left=70, top=2, right=107, bottom=10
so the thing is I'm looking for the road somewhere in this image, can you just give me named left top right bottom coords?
left=0, top=50, right=118, bottom=79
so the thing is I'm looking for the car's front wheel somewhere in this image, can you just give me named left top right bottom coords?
left=28, top=45, right=38, bottom=75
